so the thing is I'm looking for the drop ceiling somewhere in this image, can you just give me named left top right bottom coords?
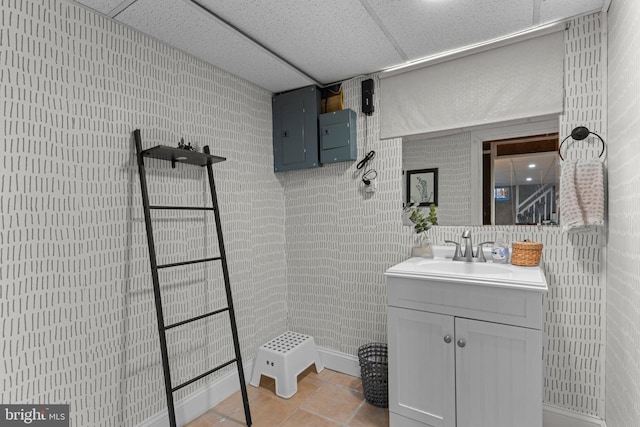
left=73, top=0, right=605, bottom=93
left=494, top=152, right=558, bottom=187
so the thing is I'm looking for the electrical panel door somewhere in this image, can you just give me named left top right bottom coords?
left=273, top=86, right=320, bottom=172
left=319, top=109, right=357, bottom=164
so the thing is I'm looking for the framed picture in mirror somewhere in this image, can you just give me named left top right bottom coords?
left=406, top=168, right=438, bottom=206
left=494, top=186, right=511, bottom=201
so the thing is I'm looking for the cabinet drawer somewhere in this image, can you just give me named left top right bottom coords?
left=387, top=276, right=542, bottom=329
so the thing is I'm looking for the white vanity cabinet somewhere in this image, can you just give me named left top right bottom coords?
left=385, top=257, right=548, bottom=427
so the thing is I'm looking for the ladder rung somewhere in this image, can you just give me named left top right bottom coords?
left=172, top=358, right=238, bottom=393
left=150, top=205, right=215, bottom=211
left=157, top=257, right=222, bottom=269
left=164, top=307, right=230, bottom=331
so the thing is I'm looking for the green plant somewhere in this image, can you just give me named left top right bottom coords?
left=428, top=203, right=438, bottom=225
left=409, top=204, right=432, bottom=234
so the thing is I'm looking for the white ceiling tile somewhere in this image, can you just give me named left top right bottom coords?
left=538, top=0, right=604, bottom=23
left=73, top=0, right=130, bottom=16
left=76, top=0, right=607, bottom=93
left=196, top=0, right=405, bottom=84
left=115, top=0, right=315, bottom=92
left=365, top=0, right=536, bottom=61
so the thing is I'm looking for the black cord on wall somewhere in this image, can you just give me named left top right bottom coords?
left=357, top=150, right=377, bottom=184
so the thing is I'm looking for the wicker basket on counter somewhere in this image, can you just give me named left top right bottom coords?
left=511, top=241, right=543, bottom=266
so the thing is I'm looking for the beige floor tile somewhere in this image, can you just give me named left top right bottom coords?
left=300, top=364, right=335, bottom=382
left=258, top=373, right=324, bottom=408
left=184, top=414, right=217, bottom=427
left=201, top=369, right=388, bottom=427
left=185, top=403, right=232, bottom=426
left=211, top=387, right=261, bottom=418
left=242, top=391, right=296, bottom=427
left=349, top=403, right=389, bottom=427
left=252, top=375, right=276, bottom=395
left=213, top=416, right=247, bottom=426
left=301, top=382, right=364, bottom=424
left=328, top=371, right=364, bottom=392
left=280, top=409, right=343, bottom=427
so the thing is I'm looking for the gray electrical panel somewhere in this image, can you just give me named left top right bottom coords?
left=272, top=85, right=320, bottom=172
left=319, top=108, right=357, bottom=164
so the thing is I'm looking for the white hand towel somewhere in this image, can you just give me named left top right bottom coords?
left=560, top=160, right=605, bottom=232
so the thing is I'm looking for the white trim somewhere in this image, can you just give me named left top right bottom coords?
left=380, top=21, right=566, bottom=78
left=599, top=12, right=608, bottom=420
left=470, top=137, right=482, bottom=225
left=107, top=0, right=137, bottom=18
left=135, top=348, right=607, bottom=427
left=136, top=346, right=361, bottom=427
left=136, top=359, right=254, bottom=427
left=317, top=346, right=361, bottom=378
left=543, top=404, right=605, bottom=427
left=401, top=114, right=559, bottom=142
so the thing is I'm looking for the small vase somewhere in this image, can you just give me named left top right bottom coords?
left=411, top=233, right=434, bottom=258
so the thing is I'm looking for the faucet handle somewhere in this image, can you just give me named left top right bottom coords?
left=444, top=240, right=463, bottom=260
left=476, top=241, right=494, bottom=262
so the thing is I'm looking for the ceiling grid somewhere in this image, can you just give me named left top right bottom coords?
left=73, top=0, right=605, bottom=92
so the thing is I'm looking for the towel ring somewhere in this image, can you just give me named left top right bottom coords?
left=558, top=126, right=606, bottom=161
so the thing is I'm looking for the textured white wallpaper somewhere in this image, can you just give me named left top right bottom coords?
left=0, top=0, right=610, bottom=424
left=284, top=13, right=605, bottom=419
left=554, top=13, right=605, bottom=416
left=605, top=0, right=640, bottom=425
left=283, top=75, right=406, bottom=355
left=403, top=132, right=474, bottom=226
left=560, top=14, right=605, bottom=163
left=1, top=1, right=287, bottom=425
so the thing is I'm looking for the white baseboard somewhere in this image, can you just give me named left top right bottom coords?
left=136, top=359, right=254, bottom=427
left=316, top=346, right=361, bottom=378
left=137, top=348, right=608, bottom=427
left=136, top=346, right=359, bottom=427
left=543, top=404, right=605, bottom=427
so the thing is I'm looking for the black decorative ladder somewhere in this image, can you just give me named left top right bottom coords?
left=134, top=129, right=252, bottom=427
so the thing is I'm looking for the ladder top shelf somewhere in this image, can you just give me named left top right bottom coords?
left=141, top=145, right=226, bottom=167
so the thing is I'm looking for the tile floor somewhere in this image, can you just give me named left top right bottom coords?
left=185, top=367, right=389, bottom=427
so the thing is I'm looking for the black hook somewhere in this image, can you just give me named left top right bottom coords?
left=558, top=126, right=606, bottom=161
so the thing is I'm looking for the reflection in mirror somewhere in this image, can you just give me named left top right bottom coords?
left=402, top=118, right=559, bottom=226
left=403, top=132, right=476, bottom=226
left=484, top=134, right=559, bottom=225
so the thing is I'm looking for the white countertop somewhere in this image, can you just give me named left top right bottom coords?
left=385, top=246, right=548, bottom=292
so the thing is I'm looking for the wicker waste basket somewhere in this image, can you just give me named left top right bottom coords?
left=511, top=240, right=543, bottom=266
left=358, top=343, right=388, bottom=408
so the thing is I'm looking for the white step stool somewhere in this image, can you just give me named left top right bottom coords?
left=249, top=331, right=324, bottom=398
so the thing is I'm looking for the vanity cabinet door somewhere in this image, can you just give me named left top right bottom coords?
left=388, top=307, right=456, bottom=427
left=454, top=318, right=542, bottom=427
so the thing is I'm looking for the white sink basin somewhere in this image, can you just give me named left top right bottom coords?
left=385, top=246, right=548, bottom=291
left=420, top=261, right=510, bottom=275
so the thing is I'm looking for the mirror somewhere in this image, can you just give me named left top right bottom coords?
left=402, top=118, right=559, bottom=226
left=485, top=133, right=559, bottom=225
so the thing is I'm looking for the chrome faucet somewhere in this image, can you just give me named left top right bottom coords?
left=461, top=229, right=474, bottom=262
left=444, top=240, right=463, bottom=261
left=446, top=230, right=494, bottom=262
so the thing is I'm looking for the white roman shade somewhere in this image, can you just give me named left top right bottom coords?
left=379, top=30, right=564, bottom=139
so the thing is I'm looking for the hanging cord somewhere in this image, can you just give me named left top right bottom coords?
left=357, top=150, right=377, bottom=184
